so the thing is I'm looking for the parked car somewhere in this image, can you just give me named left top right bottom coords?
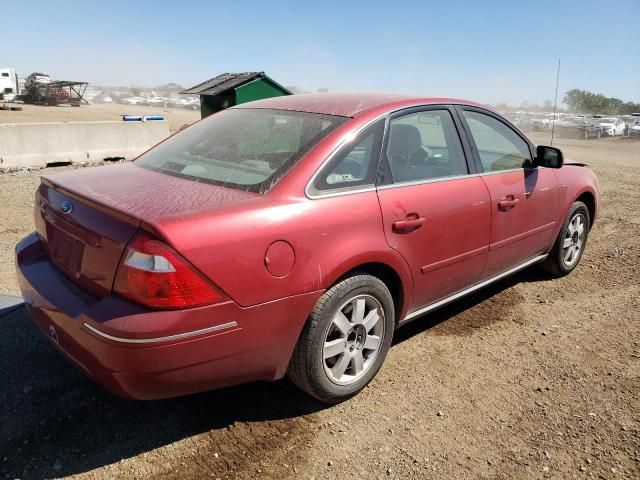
left=531, top=113, right=562, bottom=131
left=594, top=117, right=625, bottom=136
left=121, top=96, right=148, bottom=105
left=184, top=97, right=201, bottom=110
left=619, top=115, right=636, bottom=136
left=554, top=117, right=601, bottom=139
left=507, top=113, right=532, bottom=132
left=25, top=72, right=50, bottom=88
left=168, top=97, right=189, bottom=108
left=92, top=93, right=113, bottom=104
left=630, top=118, right=640, bottom=137
left=147, top=96, right=170, bottom=107
left=16, top=94, right=600, bottom=403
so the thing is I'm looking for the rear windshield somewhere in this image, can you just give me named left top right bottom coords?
left=137, top=108, right=347, bottom=193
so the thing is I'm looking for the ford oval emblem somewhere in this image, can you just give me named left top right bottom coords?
left=60, top=200, right=73, bottom=214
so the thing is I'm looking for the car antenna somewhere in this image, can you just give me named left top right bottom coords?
left=550, top=59, right=561, bottom=146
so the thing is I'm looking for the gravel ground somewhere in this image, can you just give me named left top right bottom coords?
left=0, top=102, right=200, bottom=134
left=0, top=133, right=638, bottom=479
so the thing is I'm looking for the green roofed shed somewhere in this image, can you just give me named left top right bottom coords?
left=181, top=72, right=292, bottom=118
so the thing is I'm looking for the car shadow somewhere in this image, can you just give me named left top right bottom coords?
left=0, top=267, right=553, bottom=478
left=0, top=307, right=327, bottom=479
left=393, top=267, right=552, bottom=343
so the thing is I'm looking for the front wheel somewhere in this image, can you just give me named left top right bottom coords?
left=287, top=274, right=395, bottom=403
left=540, top=201, right=590, bottom=276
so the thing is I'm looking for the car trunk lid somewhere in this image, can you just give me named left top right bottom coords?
left=35, top=163, right=257, bottom=298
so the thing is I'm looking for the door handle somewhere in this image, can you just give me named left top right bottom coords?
left=392, top=216, right=426, bottom=232
left=498, top=196, right=519, bottom=211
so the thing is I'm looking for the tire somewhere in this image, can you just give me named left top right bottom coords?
left=540, top=201, right=590, bottom=276
left=287, top=273, right=395, bottom=403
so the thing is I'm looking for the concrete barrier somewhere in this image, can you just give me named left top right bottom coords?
left=0, top=120, right=170, bottom=168
left=0, top=295, right=23, bottom=317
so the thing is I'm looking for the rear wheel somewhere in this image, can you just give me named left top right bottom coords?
left=287, top=274, right=395, bottom=403
left=540, top=201, right=590, bottom=276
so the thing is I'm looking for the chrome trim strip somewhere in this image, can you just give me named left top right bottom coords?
left=304, top=100, right=537, bottom=199
left=480, top=167, right=531, bottom=176
left=376, top=167, right=537, bottom=191
left=306, top=185, right=377, bottom=199
left=377, top=172, right=479, bottom=190
left=401, top=254, right=548, bottom=323
left=83, top=321, right=239, bottom=344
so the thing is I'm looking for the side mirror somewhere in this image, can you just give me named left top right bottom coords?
left=535, top=145, right=563, bottom=168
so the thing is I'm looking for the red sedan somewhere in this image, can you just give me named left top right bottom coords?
left=16, top=93, right=600, bottom=403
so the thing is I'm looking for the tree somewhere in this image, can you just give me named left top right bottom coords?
left=621, top=102, right=640, bottom=115
left=563, top=89, right=584, bottom=112
left=563, top=89, right=640, bottom=115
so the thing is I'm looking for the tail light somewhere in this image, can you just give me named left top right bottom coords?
left=114, top=231, right=225, bottom=309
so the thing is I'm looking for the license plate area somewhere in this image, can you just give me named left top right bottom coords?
left=47, top=225, right=85, bottom=276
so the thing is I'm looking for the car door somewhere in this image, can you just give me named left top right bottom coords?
left=457, top=107, right=560, bottom=279
left=375, top=106, right=491, bottom=313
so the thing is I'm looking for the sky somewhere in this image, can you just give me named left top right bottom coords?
left=5, top=0, right=640, bottom=106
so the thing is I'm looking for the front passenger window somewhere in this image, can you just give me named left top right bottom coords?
left=462, top=110, right=532, bottom=172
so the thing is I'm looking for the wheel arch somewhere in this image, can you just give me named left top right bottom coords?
left=334, top=262, right=407, bottom=324
left=576, top=191, right=596, bottom=229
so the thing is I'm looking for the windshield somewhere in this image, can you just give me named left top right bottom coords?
left=598, top=118, right=615, bottom=123
left=137, top=108, right=347, bottom=193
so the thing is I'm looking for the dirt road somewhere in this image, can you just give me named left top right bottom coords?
left=0, top=133, right=638, bottom=479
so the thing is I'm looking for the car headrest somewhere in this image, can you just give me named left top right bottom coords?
left=388, top=124, right=422, bottom=157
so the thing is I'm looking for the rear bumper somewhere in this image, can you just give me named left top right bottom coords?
left=16, top=233, right=322, bottom=399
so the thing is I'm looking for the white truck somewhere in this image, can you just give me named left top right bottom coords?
left=0, top=67, right=20, bottom=101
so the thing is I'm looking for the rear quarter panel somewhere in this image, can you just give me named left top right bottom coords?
left=148, top=191, right=414, bottom=317
left=144, top=111, right=417, bottom=317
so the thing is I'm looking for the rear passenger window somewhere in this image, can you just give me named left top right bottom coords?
left=313, top=121, right=384, bottom=192
left=385, top=110, right=468, bottom=184
left=461, top=110, right=532, bottom=172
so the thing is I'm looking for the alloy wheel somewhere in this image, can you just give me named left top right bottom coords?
left=562, top=213, right=586, bottom=268
left=322, top=295, right=385, bottom=385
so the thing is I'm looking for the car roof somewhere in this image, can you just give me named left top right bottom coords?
left=233, top=92, right=488, bottom=118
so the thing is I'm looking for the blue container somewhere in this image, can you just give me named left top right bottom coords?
left=122, top=115, right=165, bottom=122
